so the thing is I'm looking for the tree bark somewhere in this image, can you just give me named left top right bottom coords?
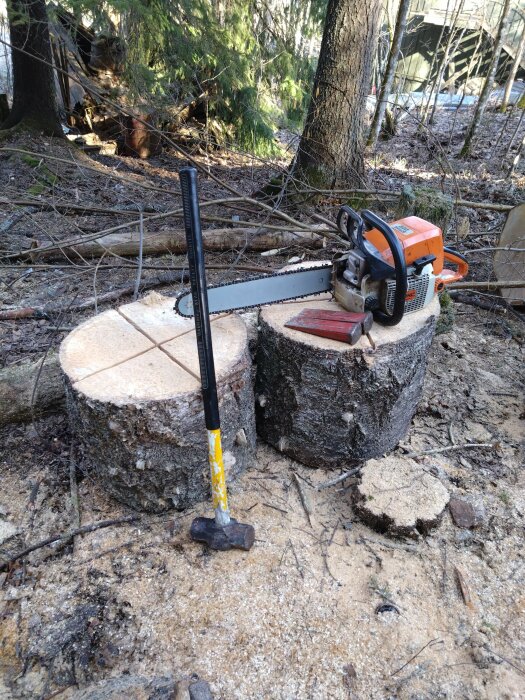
left=2, top=0, right=62, bottom=135
left=500, top=23, right=525, bottom=113
left=294, top=0, right=383, bottom=189
left=461, top=0, right=513, bottom=157
left=60, top=295, right=256, bottom=512
left=255, top=297, right=439, bottom=469
left=368, top=0, right=411, bottom=148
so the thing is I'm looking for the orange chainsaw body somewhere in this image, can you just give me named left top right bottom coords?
left=364, top=215, right=468, bottom=285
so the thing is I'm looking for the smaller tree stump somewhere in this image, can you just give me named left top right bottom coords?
left=256, top=296, right=439, bottom=468
left=354, top=456, right=450, bottom=537
left=60, top=293, right=255, bottom=513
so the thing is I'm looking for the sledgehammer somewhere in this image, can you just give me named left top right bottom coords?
left=179, top=167, right=255, bottom=552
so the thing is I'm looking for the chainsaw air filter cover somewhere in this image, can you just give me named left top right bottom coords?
left=365, top=216, right=445, bottom=275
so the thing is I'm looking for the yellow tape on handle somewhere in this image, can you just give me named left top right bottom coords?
left=207, top=428, right=229, bottom=519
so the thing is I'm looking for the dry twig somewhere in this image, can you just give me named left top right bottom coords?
left=317, top=467, right=361, bottom=490
left=293, top=472, right=314, bottom=527
left=403, top=442, right=493, bottom=458
left=0, top=515, right=139, bottom=571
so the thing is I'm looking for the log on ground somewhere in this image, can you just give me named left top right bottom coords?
left=255, top=296, right=439, bottom=468
left=30, top=227, right=324, bottom=261
left=0, top=353, right=64, bottom=426
left=60, top=292, right=256, bottom=512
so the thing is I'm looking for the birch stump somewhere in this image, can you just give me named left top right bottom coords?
left=60, top=293, right=255, bottom=512
left=256, top=296, right=439, bottom=468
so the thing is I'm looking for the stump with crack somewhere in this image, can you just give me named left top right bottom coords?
left=255, top=296, right=439, bottom=468
left=60, top=293, right=255, bottom=513
left=355, top=456, right=450, bottom=537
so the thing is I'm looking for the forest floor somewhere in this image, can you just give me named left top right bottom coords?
left=0, top=105, right=524, bottom=700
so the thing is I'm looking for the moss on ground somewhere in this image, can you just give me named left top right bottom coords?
left=436, top=290, right=455, bottom=335
left=397, top=184, right=453, bottom=233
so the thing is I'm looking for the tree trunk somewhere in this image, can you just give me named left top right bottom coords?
left=60, top=294, right=256, bottom=513
left=368, top=0, right=411, bottom=148
left=294, top=0, right=382, bottom=189
left=255, top=296, right=439, bottom=469
left=501, top=24, right=525, bottom=113
left=2, top=0, right=62, bottom=135
left=461, top=0, right=513, bottom=157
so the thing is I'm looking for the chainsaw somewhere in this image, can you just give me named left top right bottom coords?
left=175, top=205, right=468, bottom=327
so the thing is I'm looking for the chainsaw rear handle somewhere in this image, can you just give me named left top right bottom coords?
left=437, top=247, right=469, bottom=287
left=361, top=210, right=408, bottom=326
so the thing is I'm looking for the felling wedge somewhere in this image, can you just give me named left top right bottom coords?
left=179, top=166, right=255, bottom=552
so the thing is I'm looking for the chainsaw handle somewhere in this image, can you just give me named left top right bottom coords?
left=361, top=210, right=408, bottom=326
left=438, top=247, right=469, bottom=285
left=336, top=205, right=364, bottom=247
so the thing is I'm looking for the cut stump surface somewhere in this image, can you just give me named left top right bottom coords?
left=355, top=456, right=450, bottom=537
left=60, top=292, right=256, bottom=512
left=256, top=295, right=439, bottom=468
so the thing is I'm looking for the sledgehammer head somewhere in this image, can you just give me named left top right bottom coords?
left=190, top=516, right=255, bottom=551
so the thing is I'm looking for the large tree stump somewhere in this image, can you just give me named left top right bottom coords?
left=60, top=293, right=255, bottom=512
left=255, top=296, right=439, bottom=468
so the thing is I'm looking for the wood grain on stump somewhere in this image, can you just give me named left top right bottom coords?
left=255, top=295, right=439, bottom=468
left=60, top=292, right=255, bottom=513
left=355, top=456, right=450, bottom=537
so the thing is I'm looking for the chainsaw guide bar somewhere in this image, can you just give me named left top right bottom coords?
left=174, top=264, right=333, bottom=317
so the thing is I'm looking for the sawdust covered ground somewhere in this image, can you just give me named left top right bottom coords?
left=0, top=308, right=523, bottom=700
left=0, top=106, right=524, bottom=699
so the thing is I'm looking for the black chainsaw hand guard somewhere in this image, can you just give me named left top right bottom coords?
left=360, top=210, right=408, bottom=327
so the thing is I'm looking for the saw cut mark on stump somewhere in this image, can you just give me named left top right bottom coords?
left=60, top=292, right=256, bottom=512
left=256, top=296, right=439, bottom=469
left=354, top=456, right=450, bottom=538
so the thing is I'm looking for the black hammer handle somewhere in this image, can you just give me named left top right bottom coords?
left=179, top=167, right=220, bottom=430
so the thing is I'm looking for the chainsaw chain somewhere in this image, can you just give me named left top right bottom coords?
left=174, top=263, right=333, bottom=317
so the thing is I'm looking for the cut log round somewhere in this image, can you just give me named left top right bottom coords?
left=60, top=292, right=256, bottom=513
left=494, top=203, right=525, bottom=305
left=355, top=456, right=450, bottom=537
left=255, top=296, right=439, bottom=468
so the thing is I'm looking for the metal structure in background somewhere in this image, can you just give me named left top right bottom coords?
left=396, top=0, right=525, bottom=91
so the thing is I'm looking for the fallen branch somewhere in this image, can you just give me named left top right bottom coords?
left=0, top=197, right=163, bottom=217
left=29, top=226, right=324, bottom=262
left=317, top=466, right=361, bottom=490
left=0, top=515, right=139, bottom=571
left=294, top=188, right=515, bottom=212
left=4, top=195, right=338, bottom=261
left=293, top=472, right=314, bottom=527
left=391, top=638, right=443, bottom=676
left=0, top=307, right=49, bottom=321
left=448, top=280, right=525, bottom=290
left=403, top=442, right=493, bottom=458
